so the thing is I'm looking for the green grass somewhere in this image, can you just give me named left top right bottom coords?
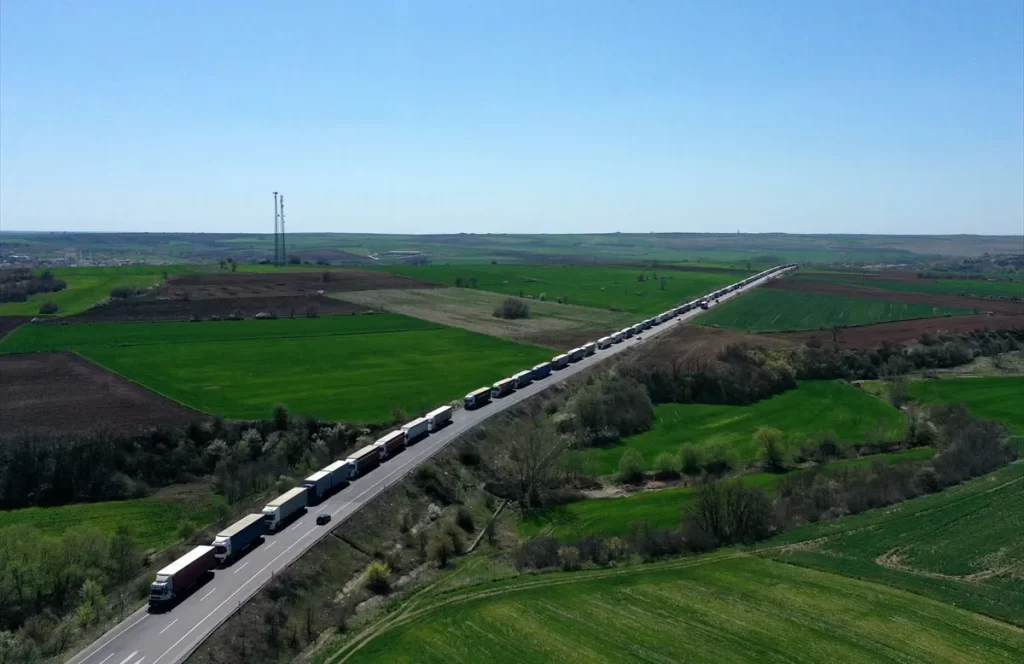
left=809, top=275, right=1024, bottom=300
left=370, top=264, right=742, bottom=315
left=0, top=265, right=203, bottom=317
left=0, top=488, right=224, bottom=550
left=766, top=460, right=1024, bottom=627
left=1, top=314, right=553, bottom=422
left=571, top=381, right=905, bottom=476
left=697, top=289, right=971, bottom=332
left=328, top=555, right=1024, bottom=664
left=908, top=376, right=1024, bottom=435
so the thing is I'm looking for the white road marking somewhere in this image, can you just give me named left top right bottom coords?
left=131, top=658, right=146, bottom=664
left=117, top=652, right=138, bottom=664
left=75, top=614, right=148, bottom=663
left=265, top=540, right=277, bottom=549
left=199, top=588, right=216, bottom=602
left=158, top=619, right=178, bottom=635
left=97, top=654, right=114, bottom=664
left=232, top=562, right=249, bottom=574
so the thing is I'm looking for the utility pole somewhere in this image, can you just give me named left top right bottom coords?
left=279, top=194, right=286, bottom=264
left=273, top=192, right=280, bottom=264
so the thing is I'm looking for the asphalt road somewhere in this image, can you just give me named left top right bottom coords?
left=68, top=266, right=794, bottom=664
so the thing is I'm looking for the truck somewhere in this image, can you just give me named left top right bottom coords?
left=262, top=486, right=308, bottom=532
left=582, top=342, right=597, bottom=356
left=212, top=514, right=266, bottom=564
left=376, top=429, right=407, bottom=458
left=513, top=370, right=533, bottom=389
left=597, top=336, right=613, bottom=349
left=630, top=323, right=643, bottom=335
left=303, top=470, right=333, bottom=504
left=426, top=405, right=453, bottom=432
left=567, top=347, right=585, bottom=362
left=551, top=354, right=569, bottom=370
left=531, top=362, right=552, bottom=380
left=464, top=387, right=491, bottom=410
left=324, top=459, right=354, bottom=488
left=623, top=327, right=635, bottom=338
left=149, top=545, right=216, bottom=608
left=492, top=377, right=516, bottom=398
left=402, top=417, right=429, bottom=444
left=641, top=318, right=653, bottom=329
left=348, top=444, right=381, bottom=478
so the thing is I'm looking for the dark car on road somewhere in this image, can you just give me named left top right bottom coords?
left=316, top=514, right=331, bottom=526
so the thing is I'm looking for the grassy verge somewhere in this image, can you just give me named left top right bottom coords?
left=696, top=289, right=971, bottom=332
left=907, top=376, right=1024, bottom=435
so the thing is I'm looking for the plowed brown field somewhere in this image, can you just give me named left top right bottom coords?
left=0, top=352, right=202, bottom=441
left=770, top=314, right=1024, bottom=348
left=765, top=278, right=1024, bottom=315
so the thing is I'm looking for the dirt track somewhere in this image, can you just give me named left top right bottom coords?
left=766, top=278, right=1024, bottom=316
left=0, top=352, right=203, bottom=441
left=770, top=315, right=1024, bottom=349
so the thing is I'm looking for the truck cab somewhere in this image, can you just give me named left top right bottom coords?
left=149, top=573, right=174, bottom=604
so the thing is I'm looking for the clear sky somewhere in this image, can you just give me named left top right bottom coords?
left=1, top=1, right=1022, bottom=236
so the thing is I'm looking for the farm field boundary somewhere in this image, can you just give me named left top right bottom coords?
left=770, top=314, right=1024, bottom=348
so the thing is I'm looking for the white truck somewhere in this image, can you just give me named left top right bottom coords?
left=262, top=486, right=308, bottom=532
left=303, top=470, right=333, bottom=504
left=402, top=417, right=430, bottom=444
left=513, top=370, right=533, bottom=388
left=212, top=514, right=266, bottom=564
left=426, top=405, right=453, bottom=432
left=376, top=429, right=407, bottom=458
left=597, top=336, right=613, bottom=349
left=324, top=459, right=354, bottom=488
left=149, top=545, right=216, bottom=608
left=582, top=342, right=597, bottom=356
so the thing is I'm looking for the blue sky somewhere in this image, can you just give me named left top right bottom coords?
left=1, top=1, right=1022, bottom=235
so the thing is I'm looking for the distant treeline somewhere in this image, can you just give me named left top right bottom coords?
left=0, top=269, right=66, bottom=303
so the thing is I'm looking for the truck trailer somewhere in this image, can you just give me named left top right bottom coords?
left=597, top=336, right=613, bottom=349
left=531, top=362, right=552, bottom=380
left=426, top=405, right=453, bottom=432
left=464, top=387, right=491, bottom=410
left=568, top=347, right=585, bottom=362
left=376, top=429, right=407, bottom=458
left=492, top=377, right=516, bottom=398
left=149, top=545, right=216, bottom=608
left=402, top=417, right=429, bottom=444
left=324, top=459, right=354, bottom=488
left=348, top=443, right=382, bottom=477
left=551, top=354, right=569, bottom=370
left=582, top=342, right=597, bottom=356
left=513, top=370, right=533, bottom=389
left=262, top=486, right=308, bottom=532
left=303, top=470, right=333, bottom=504
left=213, top=514, right=266, bottom=564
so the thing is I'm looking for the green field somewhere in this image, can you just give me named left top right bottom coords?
left=571, top=381, right=905, bottom=476
left=697, top=289, right=971, bottom=332
left=325, top=554, right=1023, bottom=664
left=0, top=265, right=202, bottom=317
left=908, top=376, right=1024, bottom=435
left=1, top=314, right=553, bottom=422
left=370, top=264, right=742, bottom=315
left=0, top=487, right=224, bottom=550
left=808, top=275, right=1024, bottom=300
left=768, top=460, right=1024, bottom=626
left=522, top=449, right=931, bottom=542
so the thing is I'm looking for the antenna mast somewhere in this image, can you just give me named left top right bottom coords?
left=279, top=195, right=286, bottom=264
left=273, top=192, right=280, bottom=264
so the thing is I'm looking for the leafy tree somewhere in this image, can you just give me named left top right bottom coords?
left=755, top=426, right=788, bottom=473
left=617, top=448, right=645, bottom=484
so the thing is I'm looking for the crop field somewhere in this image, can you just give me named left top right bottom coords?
left=768, top=460, right=1024, bottom=626
left=0, top=265, right=203, bottom=317
left=370, top=264, right=743, bottom=315
left=697, top=289, right=971, bottom=332
left=326, top=555, right=1024, bottom=664
left=332, top=287, right=637, bottom=350
left=805, top=274, right=1024, bottom=300
left=572, top=381, right=904, bottom=476
left=907, top=377, right=1024, bottom=435
left=0, top=485, right=225, bottom=550
left=1, top=314, right=552, bottom=422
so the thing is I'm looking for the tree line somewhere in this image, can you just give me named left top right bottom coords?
left=0, top=269, right=66, bottom=304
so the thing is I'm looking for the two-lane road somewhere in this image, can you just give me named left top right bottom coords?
left=68, top=266, right=795, bottom=664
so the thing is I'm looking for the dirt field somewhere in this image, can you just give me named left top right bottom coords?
left=163, top=269, right=440, bottom=299
left=0, top=316, right=30, bottom=340
left=332, top=287, right=636, bottom=350
left=770, top=314, right=1024, bottom=348
left=71, top=295, right=367, bottom=322
left=766, top=278, right=1024, bottom=316
left=0, top=352, right=203, bottom=441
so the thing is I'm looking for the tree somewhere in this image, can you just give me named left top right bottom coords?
left=493, top=420, right=567, bottom=509
left=493, top=297, right=530, bottom=319
left=654, top=452, right=680, bottom=479
left=685, top=479, right=775, bottom=546
left=755, top=426, right=788, bottom=472
left=830, top=325, right=844, bottom=350
left=362, top=561, right=391, bottom=594
left=427, top=533, right=454, bottom=568
left=679, top=444, right=702, bottom=475
left=659, top=277, right=667, bottom=291
left=617, top=448, right=645, bottom=484
left=273, top=404, right=290, bottom=431
left=38, top=301, right=59, bottom=314
left=881, top=356, right=911, bottom=408
left=454, top=277, right=464, bottom=287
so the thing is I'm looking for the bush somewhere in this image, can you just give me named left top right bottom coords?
left=569, top=374, right=653, bottom=446
left=559, top=545, right=581, bottom=570
left=514, top=536, right=561, bottom=570
left=38, top=301, right=59, bottom=314
left=617, top=449, right=645, bottom=484
left=703, top=443, right=735, bottom=475
left=679, top=444, right=702, bottom=475
left=653, top=452, right=680, bottom=479
left=455, top=505, right=475, bottom=532
left=427, top=533, right=454, bottom=568
left=493, top=297, right=531, bottom=319
left=362, top=560, right=391, bottom=594
left=109, top=286, right=138, bottom=299
left=685, top=480, right=775, bottom=546
left=755, top=426, right=789, bottom=473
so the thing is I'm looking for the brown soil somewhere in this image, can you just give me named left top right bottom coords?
left=71, top=295, right=366, bottom=323
left=766, top=278, right=1024, bottom=316
left=0, top=316, right=30, bottom=340
left=771, top=315, right=1024, bottom=349
left=163, top=269, right=440, bottom=299
left=0, top=352, right=203, bottom=441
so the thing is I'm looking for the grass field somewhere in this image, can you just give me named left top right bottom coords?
left=767, top=460, right=1024, bottom=627
left=370, top=264, right=742, bottom=315
left=1, top=314, right=553, bottom=422
left=324, top=554, right=1024, bottom=664
left=810, top=275, right=1024, bottom=300
left=332, top=287, right=636, bottom=349
left=0, top=265, right=202, bottom=317
left=697, top=289, right=971, bottom=332
left=571, top=381, right=905, bottom=476
left=907, top=376, right=1024, bottom=435
left=0, top=485, right=224, bottom=550
left=521, top=449, right=932, bottom=542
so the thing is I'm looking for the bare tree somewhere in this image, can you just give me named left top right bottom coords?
left=881, top=356, right=911, bottom=408
left=494, top=420, right=568, bottom=509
